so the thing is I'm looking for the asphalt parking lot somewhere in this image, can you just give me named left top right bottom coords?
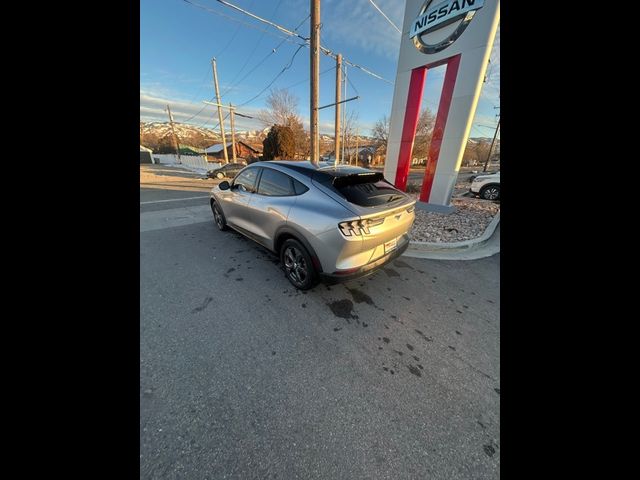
left=140, top=164, right=500, bottom=479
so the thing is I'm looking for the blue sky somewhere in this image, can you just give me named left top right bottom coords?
left=140, top=0, right=499, bottom=138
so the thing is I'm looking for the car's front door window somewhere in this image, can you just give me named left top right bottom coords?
left=233, top=167, right=259, bottom=193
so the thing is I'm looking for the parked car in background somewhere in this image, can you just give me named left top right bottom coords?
left=210, top=161, right=416, bottom=290
left=207, top=161, right=247, bottom=179
left=470, top=171, right=500, bottom=200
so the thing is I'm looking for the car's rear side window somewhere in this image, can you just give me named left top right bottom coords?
left=292, top=179, right=309, bottom=195
left=257, top=168, right=295, bottom=196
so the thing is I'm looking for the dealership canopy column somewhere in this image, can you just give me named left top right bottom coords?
left=384, top=0, right=500, bottom=212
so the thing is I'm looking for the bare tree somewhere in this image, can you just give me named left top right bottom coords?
left=342, top=110, right=360, bottom=164
left=371, top=114, right=390, bottom=159
left=462, top=140, right=491, bottom=167
left=412, top=108, right=435, bottom=164
left=258, top=88, right=308, bottom=158
left=257, top=88, right=301, bottom=127
left=370, top=108, right=434, bottom=166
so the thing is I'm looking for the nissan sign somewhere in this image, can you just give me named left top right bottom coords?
left=411, top=0, right=485, bottom=54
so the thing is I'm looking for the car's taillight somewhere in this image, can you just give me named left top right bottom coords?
left=338, top=217, right=384, bottom=236
left=339, top=220, right=363, bottom=236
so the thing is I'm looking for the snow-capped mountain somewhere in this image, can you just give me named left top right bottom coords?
left=140, top=122, right=220, bottom=139
left=469, top=137, right=500, bottom=144
left=140, top=122, right=379, bottom=153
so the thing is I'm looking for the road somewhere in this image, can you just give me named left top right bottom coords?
left=410, top=170, right=477, bottom=183
left=140, top=164, right=500, bottom=479
left=369, top=167, right=481, bottom=197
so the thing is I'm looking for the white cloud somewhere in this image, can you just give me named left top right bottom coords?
left=140, top=89, right=263, bottom=130
left=140, top=89, right=343, bottom=134
left=321, top=0, right=403, bottom=61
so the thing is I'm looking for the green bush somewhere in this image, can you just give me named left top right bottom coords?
left=262, top=125, right=296, bottom=160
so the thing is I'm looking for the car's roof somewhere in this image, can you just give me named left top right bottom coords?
left=258, top=160, right=375, bottom=179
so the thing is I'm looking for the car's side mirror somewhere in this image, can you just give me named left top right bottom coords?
left=219, top=181, right=230, bottom=190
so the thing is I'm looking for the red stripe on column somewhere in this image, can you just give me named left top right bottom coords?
left=420, top=54, right=461, bottom=203
left=394, top=67, right=427, bottom=191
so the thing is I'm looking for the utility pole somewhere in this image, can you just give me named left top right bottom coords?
left=229, top=102, right=237, bottom=163
left=166, top=105, right=181, bottom=163
left=203, top=101, right=254, bottom=163
left=211, top=58, right=229, bottom=164
left=483, top=116, right=500, bottom=172
left=334, top=53, right=342, bottom=167
left=342, top=63, right=347, bottom=163
left=310, top=0, right=320, bottom=166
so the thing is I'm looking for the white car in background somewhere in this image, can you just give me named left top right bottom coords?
left=470, top=171, right=500, bottom=200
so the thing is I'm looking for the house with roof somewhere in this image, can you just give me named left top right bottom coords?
left=178, top=145, right=206, bottom=156
left=205, top=141, right=261, bottom=161
left=326, top=145, right=378, bottom=166
left=140, top=145, right=154, bottom=164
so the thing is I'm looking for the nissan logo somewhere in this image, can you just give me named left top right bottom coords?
left=411, top=0, right=485, bottom=54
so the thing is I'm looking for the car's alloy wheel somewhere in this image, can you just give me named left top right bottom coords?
left=216, top=172, right=225, bottom=179
left=280, top=239, right=318, bottom=290
left=481, top=186, right=500, bottom=201
left=211, top=201, right=227, bottom=231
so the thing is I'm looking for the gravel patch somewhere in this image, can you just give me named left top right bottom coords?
left=409, top=196, right=500, bottom=243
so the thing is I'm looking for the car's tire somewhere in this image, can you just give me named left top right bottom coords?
left=211, top=200, right=228, bottom=231
left=216, top=172, right=225, bottom=179
left=480, top=184, right=500, bottom=201
left=280, top=238, right=319, bottom=290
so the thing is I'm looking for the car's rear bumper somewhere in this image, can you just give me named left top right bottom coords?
left=320, top=238, right=410, bottom=284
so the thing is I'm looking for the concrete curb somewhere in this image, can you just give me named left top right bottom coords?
left=407, top=211, right=500, bottom=253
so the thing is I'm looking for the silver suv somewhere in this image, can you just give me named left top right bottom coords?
left=210, top=161, right=416, bottom=290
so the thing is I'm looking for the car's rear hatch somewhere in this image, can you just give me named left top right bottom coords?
left=311, top=168, right=416, bottom=253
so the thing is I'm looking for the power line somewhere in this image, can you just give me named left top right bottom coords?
left=213, top=0, right=257, bottom=58
left=200, top=110, right=230, bottom=131
left=365, top=0, right=401, bottom=33
left=185, top=0, right=392, bottom=84
left=163, top=63, right=214, bottom=123
left=220, top=0, right=286, bottom=92
left=193, top=65, right=337, bottom=130
left=219, top=13, right=310, bottom=99
left=237, top=44, right=306, bottom=107
left=181, top=95, right=216, bottom=123
left=182, top=0, right=296, bottom=44
left=184, top=24, right=303, bottom=125
left=161, top=66, right=337, bottom=131
left=209, top=0, right=310, bottom=41
left=235, top=62, right=335, bottom=105
left=345, top=72, right=360, bottom=96
left=281, top=65, right=336, bottom=90
left=183, top=67, right=212, bottom=105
